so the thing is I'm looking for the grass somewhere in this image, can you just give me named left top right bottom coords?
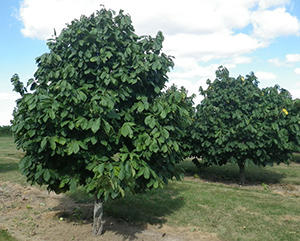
left=1, top=136, right=300, bottom=241
left=180, top=159, right=300, bottom=185
left=103, top=181, right=300, bottom=241
left=0, top=136, right=25, bottom=184
left=0, top=229, right=18, bottom=241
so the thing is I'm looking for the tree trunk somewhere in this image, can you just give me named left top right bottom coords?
left=93, top=197, right=104, bottom=235
left=238, top=162, right=245, bottom=185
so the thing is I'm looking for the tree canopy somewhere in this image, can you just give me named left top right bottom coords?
left=191, top=66, right=300, bottom=184
left=11, top=8, right=193, bottom=234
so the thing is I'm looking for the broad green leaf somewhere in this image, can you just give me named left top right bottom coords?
left=90, top=56, right=98, bottom=62
left=43, top=170, right=51, bottom=182
left=120, top=123, right=134, bottom=138
left=91, top=118, right=101, bottom=133
left=97, top=163, right=105, bottom=174
left=143, top=167, right=150, bottom=179
left=67, top=141, right=80, bottom=154
left=40, top=137, right=47, bottom=149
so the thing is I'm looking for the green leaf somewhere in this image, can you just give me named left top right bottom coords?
left=43, top=170, right=51, bottom=182
left=91, top=118, right=101, bottom=133
left=173, top=142, right=179, bottom=152
left=162, top=129, right=169, bottom=139
left=103, top=119, right=111, bottom=134
left=120, top=122, right=134, bottom=138
left=118, top=166, right=125, bottom=180
left=70, top=179, right=77, bottom=191
left=40, top=138, right=47, bottom=149
left=97, top=163, right=105, bottom=174
left=68, top=121, right=75, bottom=130
left=137, top=102, right=144, bottom=112
left=90, top=56, right=98, bottom=62
left=49, top=137, right=56, bottom=150
left=67, top=141, right=80, bottom=154
left=162, top=144, right=168, bottom=153
left=49, top=109, right=55, bottom=120
left=160, top=110, right=167, bottom=119
left=91, top=137, right=97, bottom=145
left=144, top=167, right=150, bottom=179
left=154, top=86, right=160, bottom=94
left=144, top=116, right=152, bottom=126
left=61, top=111, right=68, bottom=118
left=145, top=116, right=155, bottom=129
left=57, top=137, right=66, bottom=145
left=28, top=130, right=35, bottom=137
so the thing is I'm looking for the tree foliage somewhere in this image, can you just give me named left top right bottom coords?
left=191, top=66, right=300, bottom=183
left=11, top=8, right=192, bottom=204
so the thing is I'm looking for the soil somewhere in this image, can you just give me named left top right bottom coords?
left=0, top=181, right=221, bottom=241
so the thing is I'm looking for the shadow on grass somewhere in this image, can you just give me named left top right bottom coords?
left=0, top=162, right=19, bottom=173
left=181, top=161, right=286, bottom=185
left=53, top=185, right=185, bottom=240
left=293, top=152, right=300, bottom=163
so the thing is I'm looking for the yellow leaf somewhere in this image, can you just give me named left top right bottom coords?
left=282, top=108, right=288, bottom=115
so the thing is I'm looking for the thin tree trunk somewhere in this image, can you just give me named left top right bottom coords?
left=238, top=162, right=246, bottom=185
left=93, top=197, right=104, bottom=236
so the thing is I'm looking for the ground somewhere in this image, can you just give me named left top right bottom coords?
left=0, top=181, right=220, bottom=241
left=1, top=137, right=300, bottom=241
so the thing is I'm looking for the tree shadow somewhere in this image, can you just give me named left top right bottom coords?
left=181, top=161, right=286, bottom=185
left=53, top=185, right=185, bottom=240
left=0, top=162, right=19, bottom=173
left=292, top=152, right=300, bottom=163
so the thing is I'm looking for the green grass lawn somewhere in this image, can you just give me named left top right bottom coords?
left=1, top=136, right=300, bottom=241
left=180, top=158, right=300, bottom=185
left=0, top=136, right=25, bottom=184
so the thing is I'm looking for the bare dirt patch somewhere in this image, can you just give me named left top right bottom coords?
left=0, top=182, right=220, bottom=241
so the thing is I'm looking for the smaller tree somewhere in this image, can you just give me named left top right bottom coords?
left=191, top=66, right=300, bottom=184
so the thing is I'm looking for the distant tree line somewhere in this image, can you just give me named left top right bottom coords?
left=0, top=125, right=12, bottom=136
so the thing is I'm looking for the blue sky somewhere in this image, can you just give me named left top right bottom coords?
left=1, top=0, right=300, bottom=125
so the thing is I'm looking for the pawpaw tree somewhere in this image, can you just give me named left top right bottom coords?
left=191, top=66, right=300, bottom=184
left=11, top=8, right=193, bottom=235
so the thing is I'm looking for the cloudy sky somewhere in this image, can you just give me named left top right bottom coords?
left=1, top=0, right=300, bottom=125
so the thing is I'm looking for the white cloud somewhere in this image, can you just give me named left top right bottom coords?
left=0, top=93, right=19, bottom=126
left=229, top=56, right=252, bottom=65
left=286, top=54, right=300, bottom=63
left=258, top=0, right=290, bottom=9
left=251, top=8, right=300, bottom=39
left=19, top=0, right=100, bottom=39
left=15, top=0, right=300, bottom=105
left=18, top=1, right=298, bottom=61
left=255, top=71, right=277, bottom=80
left=290, top=87, right=300, bottom=99
left=164, top=31, right=262, bottom=61
left=294, top=68, right=300, bottom=74
left=268, top=58, right=284, bottom=66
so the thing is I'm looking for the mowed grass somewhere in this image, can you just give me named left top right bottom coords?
left=1, top=136, right=300, bottom=241
left=0, top=136, right=25, bottom=184
left=180, top=158, right=300, bottom=185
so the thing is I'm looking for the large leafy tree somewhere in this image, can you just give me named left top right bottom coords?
left=11, top=9, right=192, bottom=235
left=191, top=66, right=300, bottom=184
